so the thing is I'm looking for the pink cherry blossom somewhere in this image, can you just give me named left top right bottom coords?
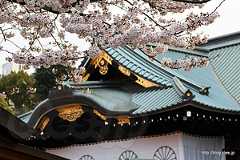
left=0, top=0, right=224, bottom=79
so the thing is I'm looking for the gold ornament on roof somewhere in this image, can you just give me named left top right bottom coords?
left=82, top=73, right=90, bottom=81
left=135, top=75, right=159, bottom=88
left=99, top=63, right=108, bottom=75
left=118, top=65, right=131, bottom=77
left=91, top=51, right=112, bottom=75
left=57, top=104, right=84, bottom=122
left=118, top=64, right=158, bottom=88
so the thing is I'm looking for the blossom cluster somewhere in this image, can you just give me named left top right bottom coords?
left=0, top=0, right=222, bottom=78
left=9, top=46, right=81, bottom=69
left=161, top=57, right=209, bottom=71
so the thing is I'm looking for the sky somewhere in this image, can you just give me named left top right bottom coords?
left=199, top=0, right=240, bottom=37
left=0, top=0, right=240, bottom=73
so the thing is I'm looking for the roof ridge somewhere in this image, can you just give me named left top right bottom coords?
left=208, top=31, right=240, bottom=42
left=172, top=77, right=194, bottom=100
left=169, top=47, right=209, bottom=57
left=63, top=80, right=132, bottom=89
left=199, top=32, right=240, bottom=51
left=18, top=110, right=33, bottom=119
left=208, top=40, right=240, bottom=51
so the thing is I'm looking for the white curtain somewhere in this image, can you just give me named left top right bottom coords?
left=182, top=134, right=225, bottom=160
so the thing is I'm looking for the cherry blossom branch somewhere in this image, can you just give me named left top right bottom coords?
left=0, top=48, right=16, bottom=55
left=6, top=0, right=69, bottom=14
left=50, top=33, right=63, bottom=50
left=174, top=0, right=210, bottom=3
left=121, top=0, right=167, bottom=30
left=0, top=0, right=222, bottom=75
left=6, top=39, right=22, bottom=49
left=36, top=38, right=44, bottom=50
left=4, top=0, right=210, bottom=15
left=210, top=0, right=226, bottom=15
left=0, top=27, right=6, bottom=41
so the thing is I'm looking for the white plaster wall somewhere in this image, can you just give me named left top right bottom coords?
left=47, top=133, right=183, bottom=160
left=47, top=133, right=225, bottom=160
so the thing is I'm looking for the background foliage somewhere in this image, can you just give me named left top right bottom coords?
left=0, top=65, right=71, bottom=115
left=33, top=65, right=71, bottom=100
left=0, top=71, right=37, bottom=115
left=0, top=95, right=14, bottom=114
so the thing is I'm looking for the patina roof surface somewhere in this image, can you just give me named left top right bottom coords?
left=209, top=44, right=240, bottom=103
left=105, top=42, right=240, bottom=113
left=132, top=87, right=182, bottom=114
left=155, top=47, right=240, bottom=112
left=20, top=33, right=240, bottom=123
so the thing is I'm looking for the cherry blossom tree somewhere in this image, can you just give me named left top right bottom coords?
left=0, top=0, right=224, bottom=79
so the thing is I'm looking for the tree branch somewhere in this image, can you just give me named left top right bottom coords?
left=6, top=0, right=211, bottom=14
left=0, top=27, right=6, bottom=41
left=210, top=0, right=226, bottom=15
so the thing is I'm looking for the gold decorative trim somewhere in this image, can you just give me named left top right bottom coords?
left=118, top=64, right=158, bottom=88
left=37, top=116, right=50, bottom=131
left=135, top=75, right=159, bottom=88
left=91, top=51, right=112, bottom=75
left=99, top=63, right=108, bottom=75
left=93, top=109, right=107, bottom=121
left=57, top=104, right=84, bottom=122
left=118, top=66, right=131, bottom=77
left=117, top=116, right=130, bottom=125
left=82, top=73, right=90, bottom=81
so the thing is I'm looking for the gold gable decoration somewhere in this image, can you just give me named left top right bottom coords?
left=91, top=51, right=112, bottom=75
left=88, top=50, right=159, bottom=88
left=57, top=104, right=84, bottom=122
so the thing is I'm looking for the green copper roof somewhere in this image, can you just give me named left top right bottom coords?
left=209, top=44, right=240, bottom=103
left=155, top=47, right=240, bottom=112
left=132, top=87, right=182, bottom=114
left=73, top=87, right=138, bottom=112
left=106, top=43, right=240, bottom=113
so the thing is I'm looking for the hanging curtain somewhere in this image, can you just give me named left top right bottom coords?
left=183, top=134, right=225, bottom=160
